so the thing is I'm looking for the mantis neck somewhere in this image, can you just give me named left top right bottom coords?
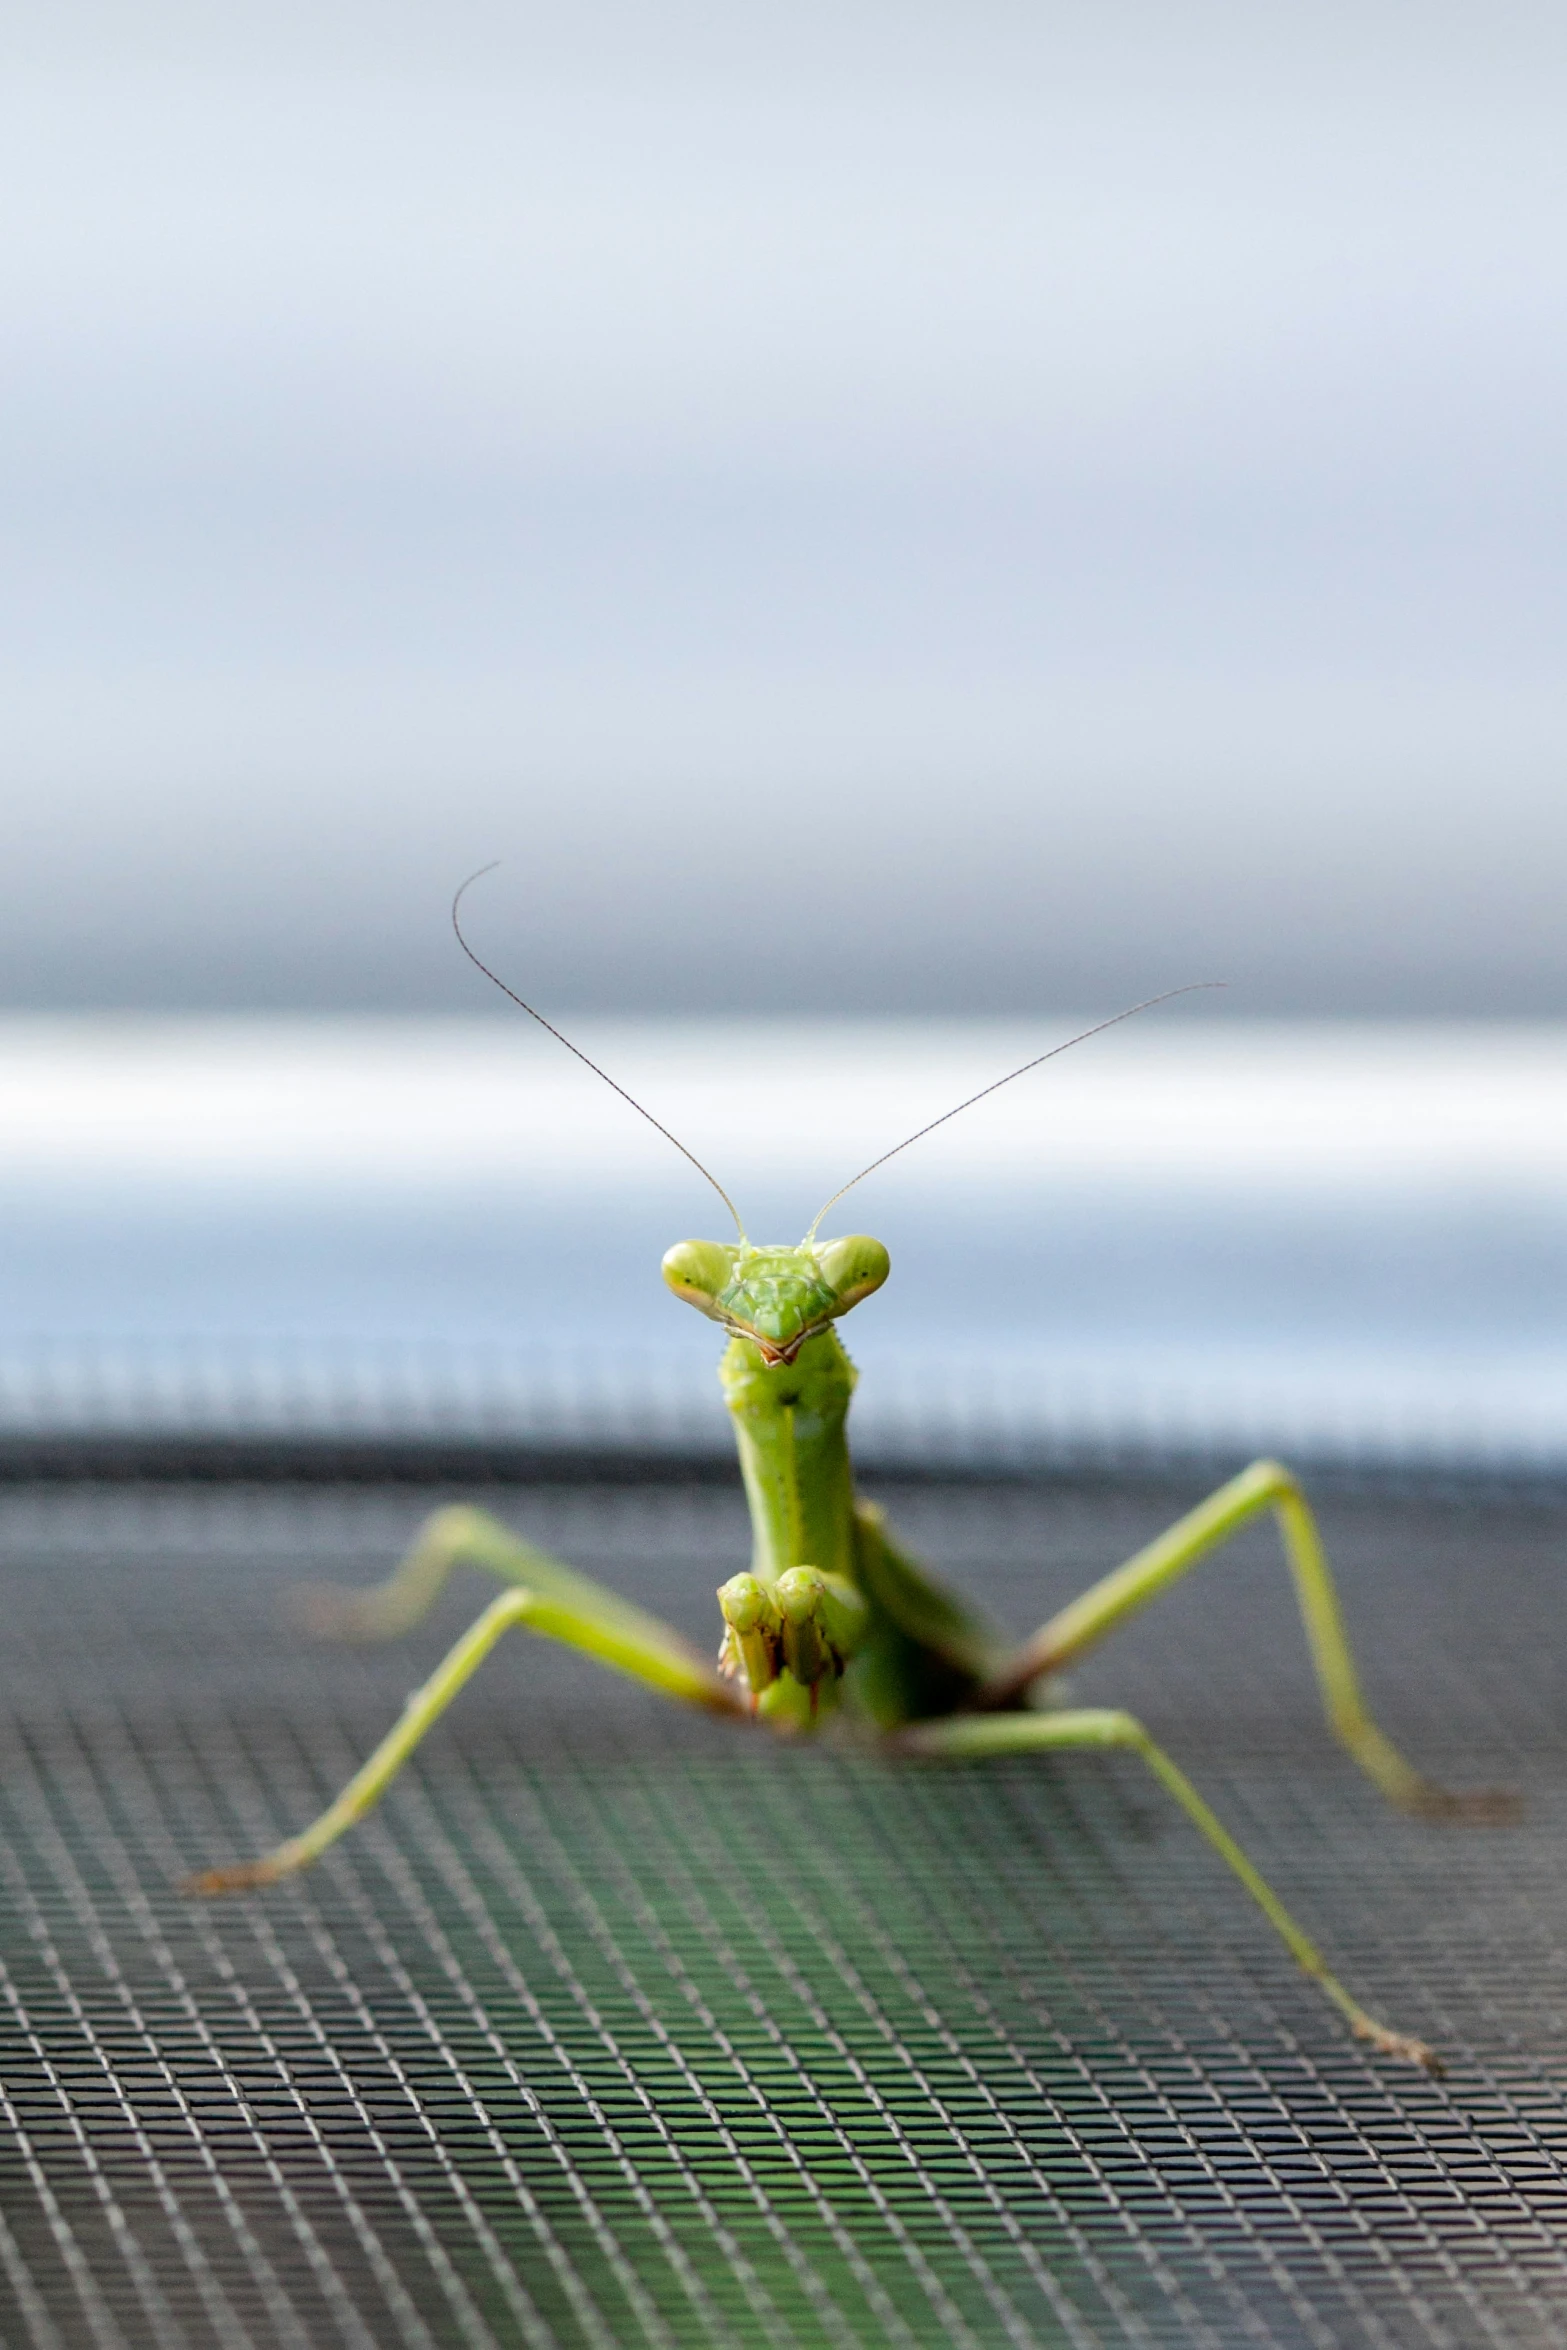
left=719, top=1331, right=859, bottom=1584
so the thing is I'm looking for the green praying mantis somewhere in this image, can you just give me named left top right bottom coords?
left=186, top=875, right=1518, bottom=2075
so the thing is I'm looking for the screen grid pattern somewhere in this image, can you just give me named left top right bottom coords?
left=1, top=1473, right=1564, bottom=2349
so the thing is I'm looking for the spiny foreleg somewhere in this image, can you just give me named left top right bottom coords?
left=717, top=1568, right=869, bottom=1725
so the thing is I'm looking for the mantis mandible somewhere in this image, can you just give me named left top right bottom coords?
left=186, top=874, right=1517, bottom=2076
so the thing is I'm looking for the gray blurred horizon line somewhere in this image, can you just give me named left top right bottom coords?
left=4, top=976, right=1563, bottom=1022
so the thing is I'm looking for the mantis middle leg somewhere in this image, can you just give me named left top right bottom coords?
left=186, top=1525, right=744, bottom=1895
left=977, top=1460, right=1515, bottom=1822
left=900, top=1706, right=1439, bottom=2073
left=294, top=1502, right=679, bottom=1651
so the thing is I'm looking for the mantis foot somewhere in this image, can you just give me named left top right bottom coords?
left=287, top=1582, right=407, bottom=1642
left=1402, top=1781, right=1522, bottom=1827
left=181, top=1851, right=298, bottom=1897
left=1352, top=2016, right=1444, bottom=2077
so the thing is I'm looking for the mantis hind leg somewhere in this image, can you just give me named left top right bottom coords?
left=187, top=1549, right=744, bottom=1895
left=977, top=1460, right=1516, bottom=1824
left=900, top=1707, right=1440, bottom=2074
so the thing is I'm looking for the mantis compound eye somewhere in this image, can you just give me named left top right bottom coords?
left=662, top=1239, right=742, bottom=1314
left=815, top=1235, right=891, bottom=1314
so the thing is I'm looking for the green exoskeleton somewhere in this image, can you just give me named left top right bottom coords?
left=186, top=877, right=1516, bottom=2075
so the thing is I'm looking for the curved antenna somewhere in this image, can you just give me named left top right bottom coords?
left=452, top=865, right=748, bottom=1244
left=803, top=982, right=1224, bottom=1241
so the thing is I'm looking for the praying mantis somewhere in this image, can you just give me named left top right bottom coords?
left=186, top=874, right=1517, bottom=2076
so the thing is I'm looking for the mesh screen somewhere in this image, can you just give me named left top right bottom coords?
left=1, top=1472, right=1565, bottom=2348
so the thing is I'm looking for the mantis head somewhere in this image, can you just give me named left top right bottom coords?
left=662, top=1236, right=890, bottom=1367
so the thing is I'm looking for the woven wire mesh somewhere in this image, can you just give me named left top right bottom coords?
left=2, top=1470, right=1566, bottom=2348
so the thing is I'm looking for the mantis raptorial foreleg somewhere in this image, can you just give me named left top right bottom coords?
left=185, top=1538, right=744, bottom=1894
left=978, top=1460, right=1518, bottom=1824
left=899, top=1706, right=1441, bottom=2074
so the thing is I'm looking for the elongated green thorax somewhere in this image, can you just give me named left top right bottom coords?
left=719, top=1328, right=859, bottom=1582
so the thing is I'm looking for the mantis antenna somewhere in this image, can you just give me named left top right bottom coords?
left=451, top=865, right=750, bottom=1244
left=803, top=982, right=1225, bottom=1242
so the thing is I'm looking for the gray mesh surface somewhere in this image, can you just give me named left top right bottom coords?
left=2, top=1473, right=1565, bottom=2348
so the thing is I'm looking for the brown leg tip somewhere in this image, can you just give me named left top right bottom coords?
left=287, top=1584, right=379, bottom=1641
left=180, top=1860, right=283, bottom=1899
left=1354, top=2019, right=1444, bottom=2077
left=1408, top=1783, right=1523, bottom=1828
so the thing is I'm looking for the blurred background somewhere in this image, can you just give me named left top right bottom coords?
left=2, top=0, right=1565, bottom=1467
